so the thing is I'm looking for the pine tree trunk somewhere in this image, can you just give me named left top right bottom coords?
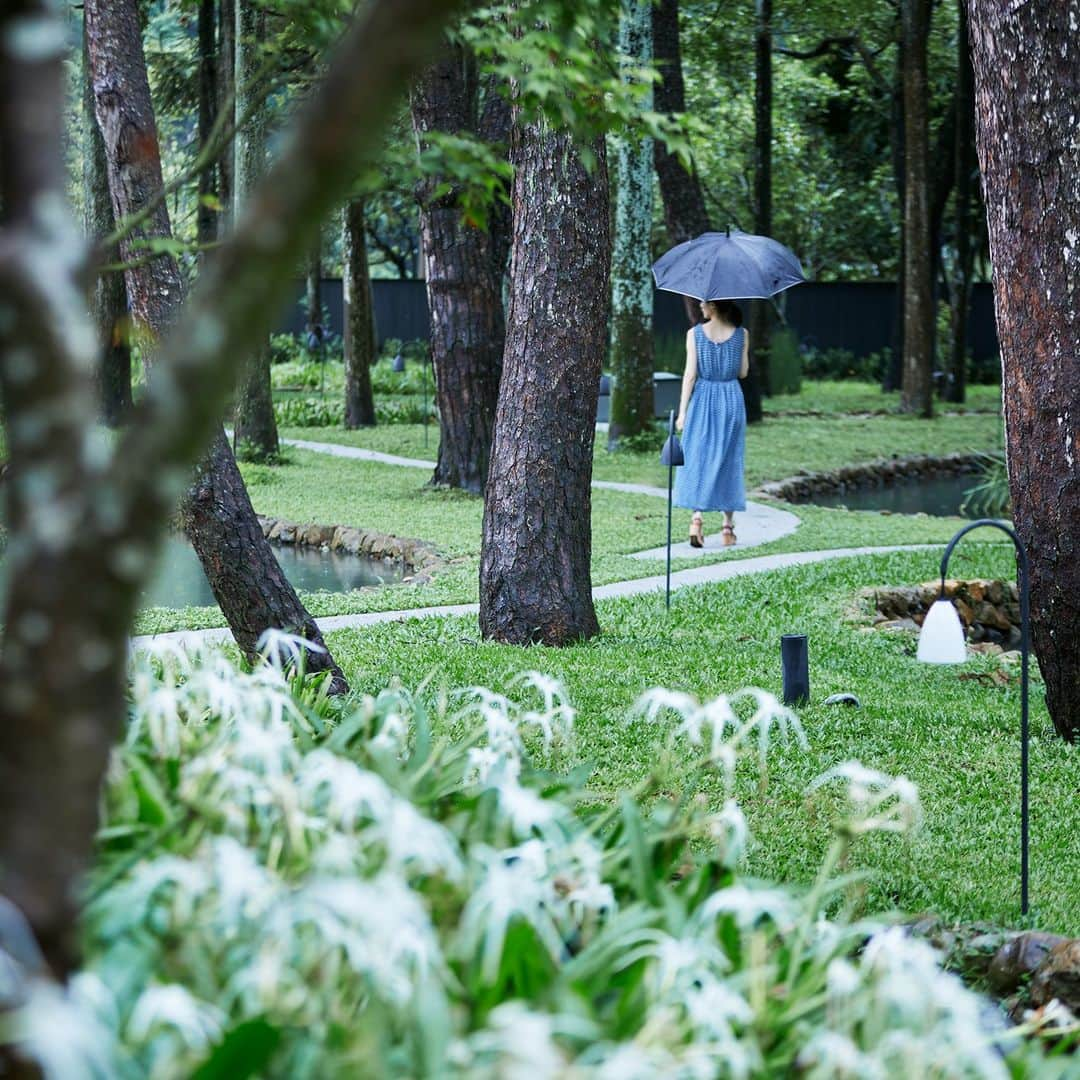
left=411, top=43, right=503, bottom=494
left=232, top=0, right=279, bottom=460
left=945, top=0, right=974, bottom=405
left=652, top=0, right=709, bottom=327
left=883, top=33, right=906, bottom=392
left=749, top=0, right=773, bottom=398
left=82, top=34, right=132, bottom=428
left=968, top=0, right=1080, bottom=742
left=216, top=0, right=234, bottom=231
left=85, top=0, right=344, bottom=688
left=478, top=75, right=513, bottom=289
left=197, top=0, right=217, bottom=252
left=609, top=0, right=655, bottom=445
left=343, top=197, right=377, bottom=427
left=899, top=0, right=933, bottom=416
left=479, top=123, right=609, bottom=644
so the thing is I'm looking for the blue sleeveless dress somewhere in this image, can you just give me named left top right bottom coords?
left=674, top=324, right=747, bottom=512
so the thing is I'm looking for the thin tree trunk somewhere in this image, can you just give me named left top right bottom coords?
left=216, top=0, right=234, bottom=232
left=652, top=0, right=709, bottom=328
left=0, top=0, right=464, bottom=985
left=945, top=0, right=975, bottom=404
left=608, top=0, right=655, bottom=445
left=82, top=33, right=132, bottom=427
left=85, top=0, right=339, bottom=680
left=749, top=0, right=773, bottom=397
left=343, top=196, right=377, bottom=427
left=479, top=123, right=609, bottom=644
left=197, top=0, right=217, bottom=252
left=306, top=242, right=322, bottom=331
left=899, top=0, right=933, bottom=416
left=883, top=28, right=905, bottom=392
left=411, top=43, right=503, bottom=494
left=968, top=0, right=1080, bottom=742
left=232, top=0, right=279, bottom=460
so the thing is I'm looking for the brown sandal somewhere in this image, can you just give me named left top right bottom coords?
left=689, top=513, right=704, bottom=548
left=721, top=524, right=736, bottom=547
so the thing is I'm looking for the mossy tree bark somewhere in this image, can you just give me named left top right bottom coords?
left=748, top=0, right=773, bottom=397
left=232, top=0, right=279, bottom=460
left=1, top=0, right=463, bottom=978
left=85, top=0, right=339, bottom=676
left=899, top=0, right=933, bottom=417
left=343, top=196, right=377, bottom=428
left=479, top=122, right=609, bottom=645
left=411, top=42, right=504, bottom=494
left=197, top=0, right=217, bottom=252
left=82, top=34, right=132, bottom=428
left=968, top=0, right=1080, bottom=742
left=608, top=0, right=655, bottom=447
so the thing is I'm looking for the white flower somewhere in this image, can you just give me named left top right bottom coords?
left=693, top=884, right=798, bottom=934
left=126, top=984, right=225, bottom=1051
left=808, top=762, right=922, bottom=836
left=798, top=1031, right=886, bottom=1079
left=707, top=798, right=749, bottom=867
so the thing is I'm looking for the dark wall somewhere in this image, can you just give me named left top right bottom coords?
left=280, top=278, right=1000, bottom=365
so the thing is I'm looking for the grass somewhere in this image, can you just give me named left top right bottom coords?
left=321, top=546, right=1078, bottom=937
left=764, top=381, right=1002, bottom=416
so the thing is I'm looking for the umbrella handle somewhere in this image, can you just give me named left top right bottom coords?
left=666, top=409, right=674, bottom=610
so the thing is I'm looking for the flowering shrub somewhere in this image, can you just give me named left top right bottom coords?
left=1, top=638, right=1075, bottom=1077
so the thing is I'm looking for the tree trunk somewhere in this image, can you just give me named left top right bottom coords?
left=945, top=0, right=975, bottom=404
left=968, top=0, right=1080, bottom=742
left=82, top=33, right=132, bottom=428
left=608, top=0, right=655, bottom=445
left=411, top=43, right=504, bottom=494
left=652, top=0, right=709, bottom=327
left=216, top=0, right=234, bottom=232
left=479, top=123, right=609, bottom=644
left=1, top=0, right=465, bottom=987
left=197, top=0, right=217, bottom=252
left=749, top=0, right=773, bottom=398
left=883, top=28, right=906, bottom=392
left=232, top=0, right=279, bottom=461
left=899, top=0, right=933, bottom=416
left=343, top=196, right=377, bottom=427
left=306, top=242, right=322, bottom=331
left=85, top=0, right=340, bottom=683
left=478, top=74, right=513, bottom=290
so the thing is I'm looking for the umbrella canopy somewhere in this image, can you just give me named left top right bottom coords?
left=652, top=229, right=805, bottom=301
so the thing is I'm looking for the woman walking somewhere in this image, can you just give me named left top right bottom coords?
left=674, top=300, right=749, bottom=547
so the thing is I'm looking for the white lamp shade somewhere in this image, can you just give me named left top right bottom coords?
left=917, top=599, right=968, bottom=664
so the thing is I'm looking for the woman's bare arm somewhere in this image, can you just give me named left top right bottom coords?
left=739, top=329, right=750, bottom=379
left=676, top=327, right=697, bottom=430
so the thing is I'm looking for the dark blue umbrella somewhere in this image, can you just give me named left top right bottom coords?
left=652, top=229, right=806, bottom=301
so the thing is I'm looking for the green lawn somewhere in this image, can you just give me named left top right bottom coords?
left=765, top=381, right=1002, bottom=416
left=319, top=546, right=1077, bottom=937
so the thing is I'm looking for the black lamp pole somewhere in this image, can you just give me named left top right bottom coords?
left=938, top=518, right=1031, bottom=915
left=665, top=410, right=675, bottom=609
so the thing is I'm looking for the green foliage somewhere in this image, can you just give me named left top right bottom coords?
left=769, top=327, right=802, bottom=395
left=961, top=452, right=1010, bottom=518
left=801, top=346, right=891, bottom=382
left=7, top=639, right=1072, bottom=1075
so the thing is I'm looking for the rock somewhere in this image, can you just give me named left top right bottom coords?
left=1029, top=939, right=1080, bottom=1014
left=337, top=528, right=363, bottom=554
left=988, top=932, right=1070, bottom=994
left=822, top=693, right=861, bottom=708
left=987, top=580, right=1005, bottom=605
left=883, top=618, right=920, bottom=632
left=954, top=598, right=975, bottom=626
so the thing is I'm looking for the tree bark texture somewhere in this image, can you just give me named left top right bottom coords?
left=306, top=243, right=322, bottom=330
left=479, top=124, right=609, bottom=645
left=232, top=0, right=279, bottom=460
left=968, top=0, right=1080, bottom=742
left=899, top=0, right=933, bottom=416
left=216, top=0, right=234, bottom=232
left=945, top=0, right=975, bottom=404
left=478, top=74, right=513, bottom=290
left=0, top=0, right=464, bottom=982
left=652, top=0, right=709, bottom=326
left=86, top=0, right=336, bottom=677
left=343, top=196, right=377, bottom=428
left=197, top=0, right=217, bottom=251
left=749, top=0, right=773, bottom=397
left=608, top=0, right=655, bottom=445
left=883, top=29, right=906, bottom=392
left=411, top=43, right=504, bottom=494
left=82, top=34, right=132, bottom=428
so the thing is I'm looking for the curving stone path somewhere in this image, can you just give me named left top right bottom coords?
left=133, top=433, right=932, bottom=650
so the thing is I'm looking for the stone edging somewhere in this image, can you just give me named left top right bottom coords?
left=757, top=452, right=987, bottom=503
left=256, top=515, right=444, bottom=584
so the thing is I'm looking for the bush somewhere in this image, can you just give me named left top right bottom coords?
left=269, top=332, right=344, bottom=366
left=961, top=451, right=1011, bottom=518
left=3, top=640, right=1073, bottom=1077
left=801, top=346, right=891, bottom=382
left=272, top=395, right=344, bottom=428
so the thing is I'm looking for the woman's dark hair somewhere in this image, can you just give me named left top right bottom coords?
left=707, top=300, right=743, bottom=326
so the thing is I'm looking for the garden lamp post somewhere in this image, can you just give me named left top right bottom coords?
left=917, top=518, right=1031, bottom=916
